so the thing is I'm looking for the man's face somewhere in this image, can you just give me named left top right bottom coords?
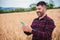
left=36, top=5, right=46, bottom=17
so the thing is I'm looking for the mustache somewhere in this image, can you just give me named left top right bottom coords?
left=37, top=12, right=42, bottom=14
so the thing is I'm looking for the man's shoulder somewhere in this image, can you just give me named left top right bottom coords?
left=33, top=17, right=39, bottom=21
left=32, top=18, right=39, bottom=23
left=46, top=16, right=53, bottom=21
left=46, top=16, right=54, bottom=24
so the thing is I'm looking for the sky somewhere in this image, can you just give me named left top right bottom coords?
left=0, top=0, right=60, bottom=8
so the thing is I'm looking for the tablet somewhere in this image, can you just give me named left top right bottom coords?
left=20, top=21, right=25, bottom=26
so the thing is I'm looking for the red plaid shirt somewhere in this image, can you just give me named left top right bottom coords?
left=31, top=15, right=55, bottom=40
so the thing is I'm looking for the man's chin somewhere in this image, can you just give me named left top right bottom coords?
left=38, top=15, right=42, bottom=17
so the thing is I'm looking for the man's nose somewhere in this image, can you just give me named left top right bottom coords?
left=36, top=10, right=42, bottom=12
left=37, top=10, right=40, bottom=11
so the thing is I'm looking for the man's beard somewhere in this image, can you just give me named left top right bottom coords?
left=37, top=12, right=44, bottom=17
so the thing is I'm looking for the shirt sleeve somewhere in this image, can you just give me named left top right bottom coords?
left=32, top=20, right=55, bottom=39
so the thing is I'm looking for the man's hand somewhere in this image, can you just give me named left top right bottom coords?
left=22, top=26, right=32, bottom=33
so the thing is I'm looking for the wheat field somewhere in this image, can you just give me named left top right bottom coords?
left=0, top=9, right=60, bottom=40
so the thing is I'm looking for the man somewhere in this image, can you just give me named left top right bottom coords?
left=22, top=1, right=55, bottom=40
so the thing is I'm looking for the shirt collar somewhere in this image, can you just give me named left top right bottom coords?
left=39, top=13, right=47, bottom=20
